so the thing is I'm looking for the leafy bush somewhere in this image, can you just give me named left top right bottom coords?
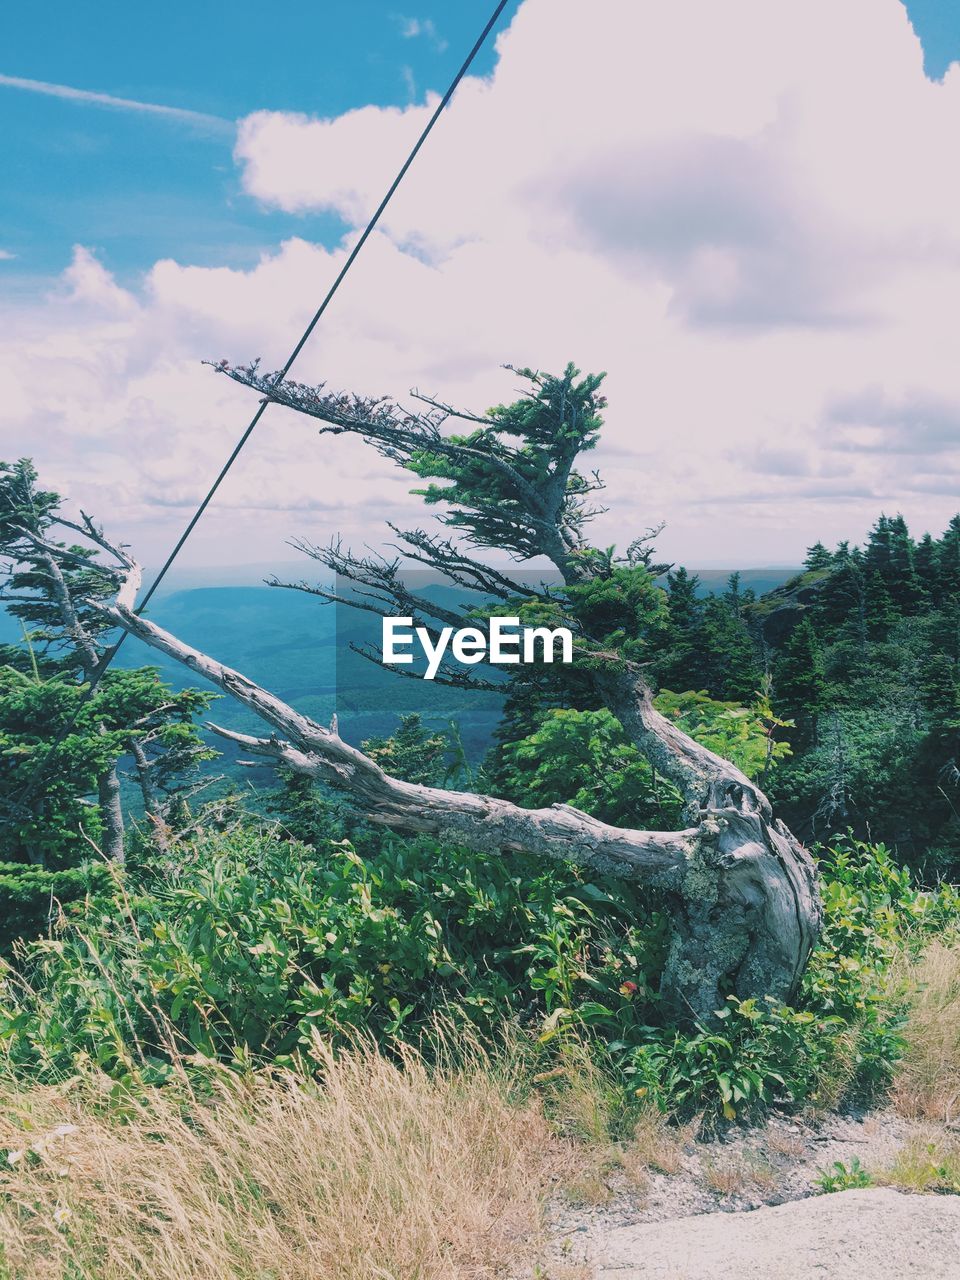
left=498, top=707, right=683, bottom=827
left=615, top=835, right=960, bottom=1122
left=495, top=688, right=790, bottom=828
left=3, top=828, right=959, bottom=1128
left=0, top=829, right=667, bottom=1082
left=655, top=687, right=792, bottom=781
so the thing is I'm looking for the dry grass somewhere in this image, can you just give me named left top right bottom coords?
left=559, top=1109, right=693, bottom=1206
left=0, top=1034, right=569, bottom=1280
left=880, top=1131, right=960, bottom=1194
left=700, top=1153, right=778, bottom=1198
left=561, top=1148, right=627, bottom=1206
left=538, top=1041, right=621, bottom=1145
left=892, top=938, right=960, bottom=1123
left=763, top=1128, right=807, bottom=1160
left=536, top=1045, right=691, bottom=1206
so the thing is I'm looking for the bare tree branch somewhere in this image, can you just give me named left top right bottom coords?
left=95, top=593, right=692, bottom=882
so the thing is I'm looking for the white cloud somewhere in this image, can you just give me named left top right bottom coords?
left=4, top=0, right=960, bottom=574
left=0, top=72, right=230, bottom=131
left=0, top=250, right=15, bottom=261
left=397, top=16, right=448, bottom=51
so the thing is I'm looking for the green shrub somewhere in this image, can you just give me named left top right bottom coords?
left=0, top=829, right=667, bottom=1082
left=0, top=860, right=112, bottom=953
left=815, top=1157, right=874, bottom=1193
left=3, top=829, right=958, bottom=1127
left=614, top=835, right=960, bottom=1122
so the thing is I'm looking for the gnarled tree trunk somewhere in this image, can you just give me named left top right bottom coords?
left=593, top=666, right=821, bottom=1018
left=98, top=592, right=821, bottom=1024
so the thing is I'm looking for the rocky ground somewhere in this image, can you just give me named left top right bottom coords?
left=527, top=1110, right=960, bottom=1279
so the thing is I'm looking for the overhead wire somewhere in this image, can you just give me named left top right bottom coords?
left=9, top=0, right=511, bottom=819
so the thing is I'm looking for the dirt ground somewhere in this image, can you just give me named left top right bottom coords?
left=530, top=1110, right=960, bottom=1279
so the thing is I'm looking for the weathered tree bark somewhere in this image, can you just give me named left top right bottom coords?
left=98, top=591, right=821, bottom=1023
left=591, top=667, right=821, bottom=1017
left=96, top=760, right=125, bottom=864
left=128, top=737, right=171, bottom=854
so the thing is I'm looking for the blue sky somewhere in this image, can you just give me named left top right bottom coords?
left=2, top=0, right=959, bottom=571
left=1, top=2, right=522, bottom=285
left=3, top=1, right=951, bottom=287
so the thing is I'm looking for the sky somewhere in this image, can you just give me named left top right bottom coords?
left=2, top=0, right=960, bottom=575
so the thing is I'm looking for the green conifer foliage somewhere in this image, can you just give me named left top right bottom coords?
left=773, top=617, right=827, bottom=746
left=804, top=542, right=834, bottom=571
left=915, top=532, right=938, bottom=598
left=937, top=515, right=960, bottom=598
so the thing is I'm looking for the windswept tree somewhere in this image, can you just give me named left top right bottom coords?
left=0, top=461, right=214, bottom=866
left=29, top=365, right=821, bottom=1022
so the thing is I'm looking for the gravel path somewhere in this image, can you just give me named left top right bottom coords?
left=586, top=1188, right=960, bottom=1279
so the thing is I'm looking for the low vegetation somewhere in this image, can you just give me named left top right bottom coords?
left=891, top=938, right=960, bottom=1123
left=1, top=827, right=959, bottom=1276
left=0, top=1034, right=561, bottom=1280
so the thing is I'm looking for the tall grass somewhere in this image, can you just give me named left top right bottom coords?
left=892, top=938, right=960, bottom=1123
left=0, top=1033, right=565, bottom=1280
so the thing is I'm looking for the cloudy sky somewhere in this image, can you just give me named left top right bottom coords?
left=2, top=0, right=960, bottom=576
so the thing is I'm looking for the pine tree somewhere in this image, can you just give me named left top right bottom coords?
left=362, top=713, right=452, bottom=786
left=887, top=514, right=923, bottom=613
left=773, top=617, right=827, bottom=745
left=937, top=515, right=960, bottom=598
left=832, top=540, right=851, bottom=564
left=864, top=513, right=922, bottom=615
left=666, top=567, right=702, bottom=629
left=723, top=571, right=755, bottom=615
left=654, top=566, right=708, bottom=692
left=915, top=532, right=938, bottom=599
left=920, top=653, right=960, bottom=739
left=864, top=569, right=898, bottom=639
left=804, top=542, right=833, bottom=572
left=813, top=553, right=867, bottom=648
left=0, top=459, right=214, bottom=868
left=81, top=358, right=823, bottom=1021
left=699, top=595, right=762, bottom=702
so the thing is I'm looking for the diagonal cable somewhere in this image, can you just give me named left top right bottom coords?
left=8, top=0, right=510, bottom=818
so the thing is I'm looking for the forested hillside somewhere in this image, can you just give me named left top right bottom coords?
left=653, top=516, right=960, bottom=876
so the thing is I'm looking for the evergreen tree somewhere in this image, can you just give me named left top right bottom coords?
left=698, top=595, right=762, bottom=702
left=919, top=653, right=960, bottom=739
left=654, top=566, right=707, bottom=692
left=0, top=460, right=214, bottom=870
left=813, top=552, right=867, bottom=648
left=804, top=542, right=833, bottom=572
left=937, top=515, right=960, bottom=598
left=773, top=617, right=826, bottom=746
left=864, top=512, right=922, bottom=614
left=723, top=571, right=755, bottom=615
left=864, top=569, right=899, bottom=639
left=915, top=532, right=938, bottom=599
left=831, top=540, right=851, bottom=564
left=362, top=714, right=453, bottom=786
